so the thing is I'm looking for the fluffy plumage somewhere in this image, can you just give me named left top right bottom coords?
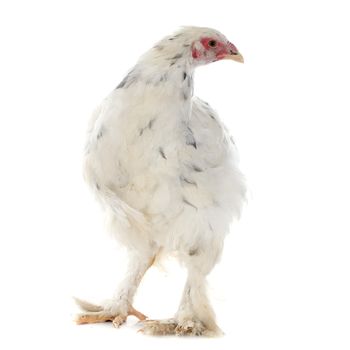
left=76, top=26, right=246, bottom=336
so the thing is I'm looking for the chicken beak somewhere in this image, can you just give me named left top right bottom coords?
left=224, top=42, right=244, bottom=63
left=225, top=52, right=244, bottom=63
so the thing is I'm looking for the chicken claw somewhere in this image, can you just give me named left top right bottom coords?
left=74, top=298, right=147, bottom=327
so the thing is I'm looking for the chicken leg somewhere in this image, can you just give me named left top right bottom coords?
left=75, top=250, right=155, bottom=327
left=140, top=251, right=222, bottom=336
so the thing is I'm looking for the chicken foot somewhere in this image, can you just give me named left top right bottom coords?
left=75, top=298, right=147, bottom=327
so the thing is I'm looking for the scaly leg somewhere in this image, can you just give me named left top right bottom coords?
left=75, top=249, right=156, bottom=328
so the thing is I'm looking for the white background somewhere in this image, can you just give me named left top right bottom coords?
left=0, top=0, right=349, bottom=349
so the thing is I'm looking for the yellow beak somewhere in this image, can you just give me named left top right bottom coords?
left=225, top=52, right=244, bottom=63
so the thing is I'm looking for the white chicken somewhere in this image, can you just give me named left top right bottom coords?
left=75, top=26, right=246, bottom=336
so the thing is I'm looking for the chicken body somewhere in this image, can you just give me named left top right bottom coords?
left=77, top=27, right=246, bottom=336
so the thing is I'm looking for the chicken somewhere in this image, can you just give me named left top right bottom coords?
left=75, top=26, right=246, bottom=336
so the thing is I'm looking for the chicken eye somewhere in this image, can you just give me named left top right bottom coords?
left=208, top=40, right=217, bottom=48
